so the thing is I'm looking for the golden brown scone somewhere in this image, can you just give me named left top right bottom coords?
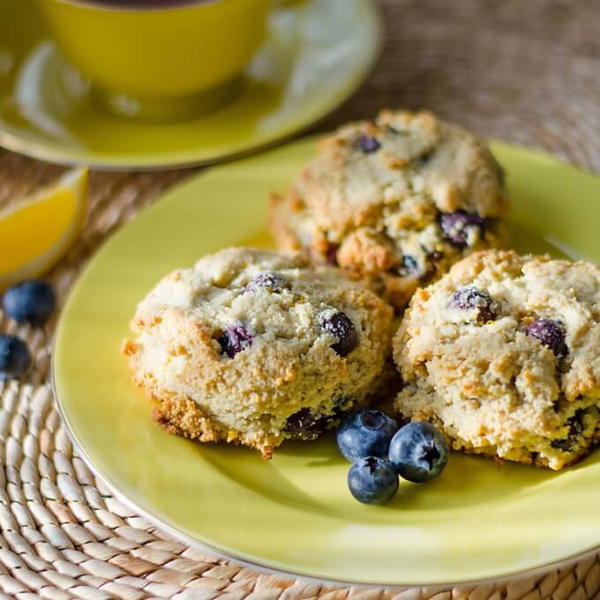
left=269, top=110, right=508, bottom=311
left=123, top=247, right=394, bottom=458
left=393, top=250, right=600, bottom=470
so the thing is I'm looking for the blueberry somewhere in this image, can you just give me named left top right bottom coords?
left=286, top=396, right=353, bottom=441
left=550, top=409, right=588, bottom=452
left=550, top=438, right=573, bottom=451
left=337, top=409, right=398, bottom=462
left=417, top=150, right=435, bottom=167
left=348, top=456, right=399, bottom=505
left=246, top=272, right=286, bottom=293
left=566, top=409, right=586, bottom=435
left=388, top=422, right=449, bottom=482
left=526, top=319, right=567, bottom=357
left=285, top=408, right=328, bottom=441
left=217, top=324, right=253, bottom=358
left=0, top=335, right=31, bottom=379
left=319, top=310, right=358, bottom=357
left=325, top=243, right=339, bottom=266
left=449, top=287, right=498, bottom=323
left=439, top=210, right=485, bottom=248
left=3, top=280, right=55, bottom=325
left=400, top=255, right=421, bottom=277
left=356, top=135, right=381, bottom=154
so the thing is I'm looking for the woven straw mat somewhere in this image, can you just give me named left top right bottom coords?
left=1, top=0, right=599, bottom=598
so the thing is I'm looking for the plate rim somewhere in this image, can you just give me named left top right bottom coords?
left=51, top=139, right=600, bottom=587
left=0, top=0, right=382, bottom=171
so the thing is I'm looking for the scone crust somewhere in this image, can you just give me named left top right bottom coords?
left=123, top=247, right=393, bottom=457
left=269, top=110, right=508, bottom=310
left=392, top=250, right=600, bottom=470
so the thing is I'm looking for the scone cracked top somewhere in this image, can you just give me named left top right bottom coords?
left=393, top=250, right=600, bottom=470
left=122, top=247, right=393, bottom=458
left=269, top=110, right=508, bottom=311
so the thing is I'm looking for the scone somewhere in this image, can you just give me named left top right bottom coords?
left=122, top=247, right=393, bottom=458
left=269, top=110, right=508, bottom=311
left=392, top=250, right=600, bottom=470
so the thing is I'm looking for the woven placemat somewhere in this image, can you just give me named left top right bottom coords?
left=1, top=0, right=599, bottom=598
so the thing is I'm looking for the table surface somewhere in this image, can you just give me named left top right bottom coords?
left=0, top=1, right=599, bottom=598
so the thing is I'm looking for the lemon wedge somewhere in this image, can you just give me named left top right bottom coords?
left=0, top=168, right=89, bottom=289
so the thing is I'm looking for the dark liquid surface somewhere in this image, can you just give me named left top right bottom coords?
left=87, top=0, right=207, bottom=6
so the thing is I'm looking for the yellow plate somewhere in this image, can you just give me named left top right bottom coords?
left=0, top=0, right=379, bottom=169
left=53, top=139, right=600, bottom=587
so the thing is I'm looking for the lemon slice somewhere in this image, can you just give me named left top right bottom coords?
left=0, top=168, right=89, bottom=289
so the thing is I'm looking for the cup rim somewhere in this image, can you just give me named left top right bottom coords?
left=44, top=0, right=222, bottom=13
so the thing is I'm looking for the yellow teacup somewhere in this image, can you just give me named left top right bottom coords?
left=36, top=0, right=273, bottom=121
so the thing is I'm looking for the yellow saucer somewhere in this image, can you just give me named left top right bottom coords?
left=0, top=0, right=379, bottom=169
left=54, top=138, right=600, bottom=586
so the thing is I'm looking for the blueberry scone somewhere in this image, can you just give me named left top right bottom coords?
left=122, top=247, right=393, bottom=458
left=393, top=250, right=600, bottom=470
left=269, top=110, right=508, bottom=311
